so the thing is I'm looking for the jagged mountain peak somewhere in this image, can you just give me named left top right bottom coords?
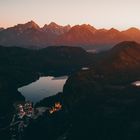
left=48, top=22, right=59, bottom=27
left=1, top=21, right=140, bottom=51
left=46, top=22, right=71, bottom=29
left=42, top=22, right=71, bottom=35
left=69, top=24, right=96, bottom=33
left=23, top=20, right=40, bottom=29
left=14, top=20, right=40, bottom=30
left=108, top=28, right=120, bottom=33
left=81, top=24, right=96, bottom=28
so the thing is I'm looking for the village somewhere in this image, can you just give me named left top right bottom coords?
left=10, top=101, right=62, bottom=140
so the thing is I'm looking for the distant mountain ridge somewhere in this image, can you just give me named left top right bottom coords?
left=42, top=22, right=71, bottom=35
left=0, top=21, right=140, bottom=51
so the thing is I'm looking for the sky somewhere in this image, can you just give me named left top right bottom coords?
left=0, top=0, right=140, bottom=30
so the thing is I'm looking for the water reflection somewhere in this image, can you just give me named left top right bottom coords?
left=132, top=81, right=140, bottom=87
left=18, top=76, right=68, bottom=103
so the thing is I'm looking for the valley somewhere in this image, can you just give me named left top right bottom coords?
left=1, top=0, right=140, bottom=140
left=1, top=41, right=140, bottom=140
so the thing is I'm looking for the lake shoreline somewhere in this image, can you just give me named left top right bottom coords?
left=18, top=75, right=68, bottom=103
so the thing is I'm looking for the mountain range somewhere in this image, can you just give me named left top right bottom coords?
left=1, top=21, right=140, bottom=51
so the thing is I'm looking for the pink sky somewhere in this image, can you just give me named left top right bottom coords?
left=0, top=0, right=140, bottom=30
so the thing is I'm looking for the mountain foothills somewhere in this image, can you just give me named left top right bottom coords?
left=63, top=41, right=140, bottom=109
left=1, top=41, right=140, bottom=140
left=60, top=41, right=140, bottom=140
left=0, top=45, right=94, bottom=117
left=21, top=41, right=140, bottom=140
left=1, top=21, right=140, bottom=51
left=96, top=41, right=140, bottom=76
